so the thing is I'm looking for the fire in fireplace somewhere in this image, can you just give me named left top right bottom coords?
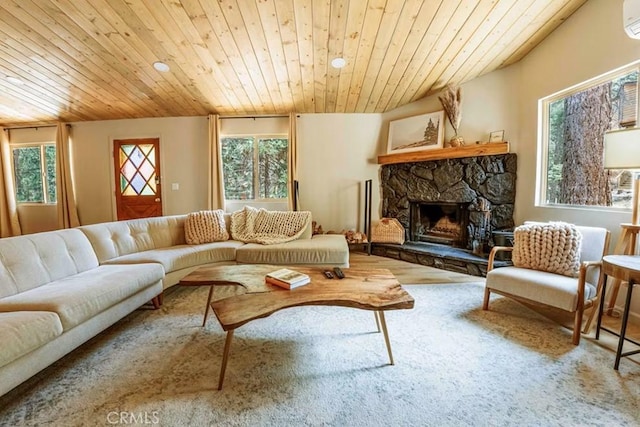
left=409, top=202, right=469, bottom=247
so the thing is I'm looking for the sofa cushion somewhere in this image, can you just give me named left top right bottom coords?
left=79, top=215, right=188, bottom=263
left=185, top=210, right=229, bottom=244
left=0, top=311, right=63, bottom=368
left=236, top=234, right=349, bottom=266
left=486, top=266, right=596, bottom=312
left=0, top=229, right=99, bottom=299
left=102, top=241, right=244, bottom=273
left=0, top=264, right=163, bottom=330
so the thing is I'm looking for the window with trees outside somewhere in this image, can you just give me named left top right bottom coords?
left=11, top=143, right=56, bottom=204
left=541, top=64, right=638, bottom=209
left=220, top=135, right=288, bottom=201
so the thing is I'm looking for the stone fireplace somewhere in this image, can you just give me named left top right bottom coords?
left=380, top=154, right=517, bottom=251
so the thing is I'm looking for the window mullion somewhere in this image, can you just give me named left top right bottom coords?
left=253, top=136, right=259, bottom=200
left=40, top=145, right=49, bottom=203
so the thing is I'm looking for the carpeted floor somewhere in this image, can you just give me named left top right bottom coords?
left=1, top=281, right=638, bottom=426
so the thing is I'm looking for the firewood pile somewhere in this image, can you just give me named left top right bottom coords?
left=312, top=221, right=368, bottom=243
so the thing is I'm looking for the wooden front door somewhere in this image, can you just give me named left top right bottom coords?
left=114, top=138, right=162, bottom=220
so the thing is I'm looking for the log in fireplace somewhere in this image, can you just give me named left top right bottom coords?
left=409, top=202, right=469, bottom=247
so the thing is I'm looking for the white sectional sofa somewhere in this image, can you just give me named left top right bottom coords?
left=0, top=213, right=348, bottom=397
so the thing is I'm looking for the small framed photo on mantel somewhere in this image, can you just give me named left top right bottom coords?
left=489, top=130, right=505, bottom=143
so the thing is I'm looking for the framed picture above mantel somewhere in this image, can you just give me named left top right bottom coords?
left=387, top=111, right=445, bottom=155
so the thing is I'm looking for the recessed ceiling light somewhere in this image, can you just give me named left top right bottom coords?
left=6, top=76, right=23, bottom=85
left=153, top=61, right=170, bottom=72
left=331, top=57, right=346, bottom=69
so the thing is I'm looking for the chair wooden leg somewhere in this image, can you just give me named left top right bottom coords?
left=572, top=310, right=583, bottom=345
left=482, top=288, right=491, bottom=310
left=582, top=305, right=597, bottom=335
left=583, top=278, right=606, bottom=334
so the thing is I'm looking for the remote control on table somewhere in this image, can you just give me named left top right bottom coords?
left=333, top=267, right=345, bottom=279
left=323, top=270, right=334, bottom=279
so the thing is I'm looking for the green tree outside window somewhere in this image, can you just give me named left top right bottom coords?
left=221, top=136, right=288, bottom=201
left=543, top=69, right=638, bottom=208
left=12, top=143, right=57, bottom=204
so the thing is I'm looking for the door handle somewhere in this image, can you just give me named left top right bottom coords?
left=155, top=198, right=161, bottom=202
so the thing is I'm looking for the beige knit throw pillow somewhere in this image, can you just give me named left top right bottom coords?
left=185, top=210, right=229, bottom=244
left=512, top=222, right=582, bottom=277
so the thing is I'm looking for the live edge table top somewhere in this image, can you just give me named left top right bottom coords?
left=179, top=264, right=415, bottom=331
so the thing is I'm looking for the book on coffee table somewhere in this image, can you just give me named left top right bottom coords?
left=265, top=268, right=310, bottom=289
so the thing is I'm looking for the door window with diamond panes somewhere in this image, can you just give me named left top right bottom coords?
left=113, top=138, right=162, bottom=220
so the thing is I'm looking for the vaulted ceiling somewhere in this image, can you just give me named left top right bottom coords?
left=0, top=0, right=586, bottom=126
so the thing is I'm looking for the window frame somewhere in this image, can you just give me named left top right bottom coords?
left=220, top=133, right=289, bottom=203
left=10, top=141, right=57, bottom=205
left=537, top=60, right=640, bottom=212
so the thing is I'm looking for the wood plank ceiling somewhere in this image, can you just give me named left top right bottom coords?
left=0, top=0, right=586, bottom=126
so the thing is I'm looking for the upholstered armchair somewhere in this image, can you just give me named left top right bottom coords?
left=483, top=223, right=610, bottom=345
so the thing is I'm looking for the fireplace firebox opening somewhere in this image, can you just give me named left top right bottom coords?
left=409, top=202, right=469, bottom=247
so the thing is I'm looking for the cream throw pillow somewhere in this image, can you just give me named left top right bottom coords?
left=512, top=222, right=582, bottom=277
left=185, top=210, right=229, bottom=244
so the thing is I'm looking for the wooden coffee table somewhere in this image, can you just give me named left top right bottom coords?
left=179, top=264, right=415, bottom=389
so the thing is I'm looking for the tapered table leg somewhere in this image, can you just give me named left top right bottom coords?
left=374, top=311, right=381, bottom=333
left=218, top=330, right=235, bottom=390
left=203, top=286, right=214, bottom=327
left=377, top=311, right=394, bottom=365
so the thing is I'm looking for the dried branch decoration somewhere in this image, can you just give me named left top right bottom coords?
left=438, top=85, right=462, bottom=135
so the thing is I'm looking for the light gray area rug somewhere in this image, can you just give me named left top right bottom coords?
left=1, top=283, right=638, bottom=426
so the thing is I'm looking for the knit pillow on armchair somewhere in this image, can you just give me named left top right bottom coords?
left=512, top=222, right=582, bottom=277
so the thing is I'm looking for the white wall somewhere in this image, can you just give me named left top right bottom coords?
left=69, top=114, right=382, bottom=233
left=297, top=114, right=383, bottom=232
left=381, top=66, right=520, bottom=152
left=71, top=116, right=209, bottom=225
left=16, top=205, right=57, bottom=235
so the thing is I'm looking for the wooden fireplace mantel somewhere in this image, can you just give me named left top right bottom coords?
left=377, top=142, right=510, bottom=165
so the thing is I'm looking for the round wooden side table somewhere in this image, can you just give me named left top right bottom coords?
left=596, top=255, right=640, bottom=370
